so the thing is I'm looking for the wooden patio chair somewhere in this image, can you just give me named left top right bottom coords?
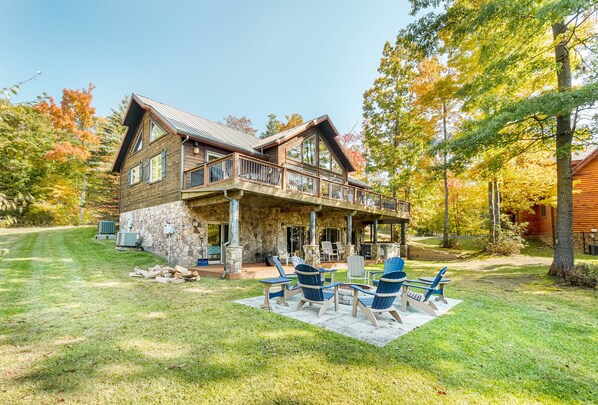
left=346, top=255, right=368, bottom=284
left=268, top=256, right=301, bottom=298
left=295, top=264, right=342, bottom=316
left=370, top=257, right=405, bottom=286
left=321, top=241, right=339, bottom=262
left=401, top=267, right=448, bottom=317
left=335, top=241, right=345, bottom=260
left=350, top=271, right=407, bottom=327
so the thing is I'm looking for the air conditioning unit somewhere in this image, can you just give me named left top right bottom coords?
left=116, top=232, right=140, bottom=247
left=98, top=220, right=116, bottom=235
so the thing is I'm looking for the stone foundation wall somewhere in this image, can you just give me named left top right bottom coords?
left=121, top=200, right=363, bottom=267
left=119, top=201, right=204, bottom=267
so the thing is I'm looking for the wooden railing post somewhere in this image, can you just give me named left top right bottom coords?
left=282, top=167, right=287, bottom=190
left=203, top=163, right=209, bottom=185
left=232, top=153, right=239, bottom=180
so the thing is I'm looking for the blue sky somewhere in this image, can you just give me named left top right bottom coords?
left=1, top=0, right=414, bottom=133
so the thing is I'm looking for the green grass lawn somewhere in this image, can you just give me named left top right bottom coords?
left=0, top=228, right=596, bottom=404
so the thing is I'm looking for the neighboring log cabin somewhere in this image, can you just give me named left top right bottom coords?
left=520, top=147, right=598, bottom=252
left=112, top=94, right=410, bottom=273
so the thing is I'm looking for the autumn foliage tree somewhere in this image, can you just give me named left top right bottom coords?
left=277, top=113, right=304, bottom=132
left=37, top=84, right=99, bottom=223
left=221, top=115, right=257, bottom=136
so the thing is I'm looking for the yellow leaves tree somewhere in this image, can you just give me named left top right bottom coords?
left=37, top=84, right=99, bottom=223
left=277, top=113, right=304, bottom=132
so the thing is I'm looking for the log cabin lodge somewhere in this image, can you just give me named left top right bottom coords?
left=112, top=94, right=410, bottom=275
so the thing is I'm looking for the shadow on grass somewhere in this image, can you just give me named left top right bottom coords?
left=1, top=228, right=596, bottom=403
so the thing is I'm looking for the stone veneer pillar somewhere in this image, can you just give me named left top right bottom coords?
left=225, top=245, right=243, bottom=274
left=344, top=244, right=355, bottom=258
left=304, top=245, right=321, bottom=267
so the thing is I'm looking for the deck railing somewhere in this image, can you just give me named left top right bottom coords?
left=183, top=152, right=410, bottom=216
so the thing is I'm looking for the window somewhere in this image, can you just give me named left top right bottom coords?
left=149, top=120, right=167, bottom=142
left=132, top=127, right=143, bottom=153
left=303, top=135, right=316, bottom=165
left=319, top=140, right=330, bottom=170
left=129, top=162, right=142, bottom=185
left=287, top=144, right=301, bottom=160
left=320, top=228, right=340, bottom=243
left=206, top=151, right=224, bottom=162
left=541, top=205, right=547, bottom=217
left=331, top=156, right=341, bottom=173
left=149, top=152, right=164, bottom=182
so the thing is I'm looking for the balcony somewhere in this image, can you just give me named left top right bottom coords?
left=183, top=153, right=410, bottom=218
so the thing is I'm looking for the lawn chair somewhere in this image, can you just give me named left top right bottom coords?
left=321, top=241, right=339, bottom=262
left=295, top=264, right=342, bottom=316
left=335, top=241, right=345, bottom=260
left=268, top=256, right=301, bottom=298
left=371, top=257, right=405, bottom=286
left=347, top=255, right=368, bottom=284
left=350, top=271, right=407, bottom=327
left=401, top=267, right=448, bottom=317
left=290, top=255, right=305, bottom=268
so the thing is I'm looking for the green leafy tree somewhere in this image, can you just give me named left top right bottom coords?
left=405, top=0, right=598, bottom=276
left=363, top=40, right=434, bottom=199
left=259, top=113, right=279, bottom=139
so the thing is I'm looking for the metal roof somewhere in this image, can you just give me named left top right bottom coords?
left=348, top=176, right=371, bottom=189
left=132, top=94, right=258, bottom=153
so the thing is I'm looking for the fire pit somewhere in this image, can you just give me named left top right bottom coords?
left=337, top=283, right=374, bottom=305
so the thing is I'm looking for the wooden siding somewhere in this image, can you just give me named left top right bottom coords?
left=573, top=156, right=598, bottom=232
left=119, top=111, right=182, bottom=212
left=182, top=142, right=231, bottom=172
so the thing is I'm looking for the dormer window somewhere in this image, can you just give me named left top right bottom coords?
left=150, top=120, right=167, bottom=142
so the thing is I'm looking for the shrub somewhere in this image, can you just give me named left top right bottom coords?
left=441, top=236, right=461, bottom=250
left=566, top=262, right=598, bottom=288
left=483, top=220, right=527, bottom=256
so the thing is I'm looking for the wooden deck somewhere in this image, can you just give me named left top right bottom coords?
left=190, top=260, right=378, bottom=280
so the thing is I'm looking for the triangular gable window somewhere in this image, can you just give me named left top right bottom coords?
left=319, top=139, right=342, bottom=173
left=150, top=120, right=167, bottom=142
left=131, top=127, right=143, bottom=154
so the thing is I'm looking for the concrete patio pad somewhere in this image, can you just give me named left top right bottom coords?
left=235, top=294, right=462, bottom=347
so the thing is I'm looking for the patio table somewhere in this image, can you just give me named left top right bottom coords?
left=259, top=277, right=292, bottom=310
left=418, top=276, right=451, bottom=304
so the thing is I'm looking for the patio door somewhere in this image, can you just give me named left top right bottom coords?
left=207, top=223, right=229, bottom=264
left=286, top=226, right=305, bottom=257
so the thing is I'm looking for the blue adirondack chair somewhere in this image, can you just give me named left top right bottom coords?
left=295, top=264, right=342, bottom=316
left=401, top=267, right=448, bottom=317
left=370, top=257, right=405, bottom=286
left=291, top=255, right=332, bottom=283
left=350, top=271, right=407, bottom=327
left=268, top=256, right=301, bottom=298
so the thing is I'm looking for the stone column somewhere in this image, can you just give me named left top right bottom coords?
left=309, top=210, right=316, bottom=245
left=225, top=245, right=243, bottom=274
left=304, top=245, right=321, bottom=267
left=226, top=198, right=242, bottom=274
left=400, top=222, right=407, bottom=258
left=344, top=244, right=355, bottom=257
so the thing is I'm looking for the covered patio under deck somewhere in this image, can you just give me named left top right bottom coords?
left=184, top=186, right=408, bottom=277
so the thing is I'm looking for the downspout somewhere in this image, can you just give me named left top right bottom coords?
left=180, top=135, right=190, bottom=190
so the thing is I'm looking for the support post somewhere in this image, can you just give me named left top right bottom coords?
left=372, top=219, right=380, bottom=261
left=345, top=214, right=354, bottom=257
left=305, top=210, right=320, bottom=266
left=400, top=222, right=407, bottom=258
left=225, top=198, right=242, bottom=274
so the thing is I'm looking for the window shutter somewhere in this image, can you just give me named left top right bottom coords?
left=145, top=160, right=150, bottom=183
left=161, top=150, right=166, bottom=178
left=127, top=169, right=131, bottom=185
left=139, top=161, right=143, bottom=179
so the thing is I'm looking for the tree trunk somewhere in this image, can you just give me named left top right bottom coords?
left=494, top=177, right=500, bottom=232
left=488, top=180, right=496, bottom=243
left=79, top=173, right=87, bottom=224
left=442, top=103, right=450, bottom=248
left=549, top=20, right=575, bottom=276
